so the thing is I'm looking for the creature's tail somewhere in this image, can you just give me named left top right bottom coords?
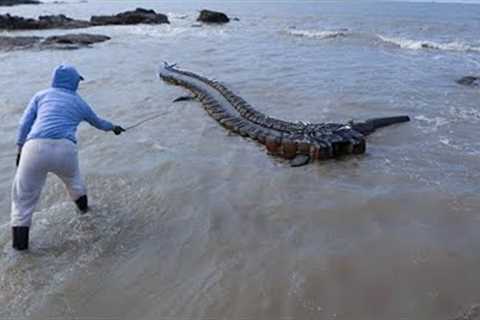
left=351, top=115, right=410, bottom=135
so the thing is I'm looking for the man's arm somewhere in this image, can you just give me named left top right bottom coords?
left=78, top=97, right=115, bottom=131
left=16, top=95, right=38, bottom=147
left=16, top=95, right=39, bottom=166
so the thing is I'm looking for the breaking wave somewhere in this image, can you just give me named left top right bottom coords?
left=285, top=28, right=480, bottom=53
left=378, top=35, right=480, bottom=53
left=285, top=29, right=350, bottom=40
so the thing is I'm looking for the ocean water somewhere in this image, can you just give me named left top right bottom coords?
left=1, top=1, right=480, bottom=319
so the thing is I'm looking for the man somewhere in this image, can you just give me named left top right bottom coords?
left=11, top=64, right=125, bottom=251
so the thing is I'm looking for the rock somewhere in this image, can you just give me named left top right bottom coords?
left=0, top=14, right=40, bottom=30
left=0, top=33, right=110, bottom=51
left=232, top=17, right=240, bottom=21
left=38, top=14, right=90, bottom=28
left=0, top=8, right=169, bottom=30
left=0, top=36, right=41, bottom=50
left=457, top=76, right=480, bottom=86
left=0, top=13, right=89, bottom=30
left=41, top=33, right=110, bottom=48
left=0, top=0, right=40, bottom=6
left=421, top=43, right=436, bottom=49
left=197, top=9, right=230, bottom=24
left=90, top=8, right=169, bottom=26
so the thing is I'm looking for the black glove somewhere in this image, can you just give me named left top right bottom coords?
left=16, top=151, right=21, bottom=168
left=112, top=125, right=125, bottom=135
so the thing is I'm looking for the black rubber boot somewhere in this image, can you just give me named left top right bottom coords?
left=75, top=195, right=89, bottom=213
left=12, top=226, right=29, bottom=251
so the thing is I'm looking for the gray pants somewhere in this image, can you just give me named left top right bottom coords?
left=11, top=138, right=86, bottom=227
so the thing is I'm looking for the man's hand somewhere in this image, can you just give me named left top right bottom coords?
left=112, top=125, right=126, bottom=135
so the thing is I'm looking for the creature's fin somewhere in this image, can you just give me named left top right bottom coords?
left=173, top=95, right=196, bottom=103
left=289, top=154, right=311, bottom=167
left=351, top=115, right=410, bottom=135
left=163, top=61, right=177, bottom=69
left=366, top=116, right=410, bottom=129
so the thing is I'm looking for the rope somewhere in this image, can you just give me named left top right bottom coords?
left=125, top=110, right=171, bottom=131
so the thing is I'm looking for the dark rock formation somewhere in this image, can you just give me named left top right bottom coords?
left=0, top=8, right=169, bottom=30
left=0, top=13, right=89, bottom=30
left=41, top=33, right=110, bottom=48
left=197, top=9, right=230, bottom=24
left=90, top=8, right=169, bottom=26
left=0, top=0, right=40, bottom=6
left=457, top=76, right=480, bottom=86
left=0, top=14, right=41, bottom=30
left=0, top=33, right=110, bottom=51
left=0, top=36, right=40, bottom=50
left=159, top=64, right=410, bottom=166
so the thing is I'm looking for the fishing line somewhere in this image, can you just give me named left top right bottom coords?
left=125, top=110, right=171, bottom=131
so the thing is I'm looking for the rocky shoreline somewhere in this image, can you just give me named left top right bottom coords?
left=0, top=33, right=110, bottom=51
left=0, top=8, right=236, bottom=31
left=0, top=0, right=40, bottom=6
left=0, top=5, right=476, bottom=91
left=0, top=7, right=235, bottom=52
left=0, top=8, right=170, bottom=30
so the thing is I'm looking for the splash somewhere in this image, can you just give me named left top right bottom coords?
left=378, top=35, right=480, bottom=53
left=414, top=115, right=450, bottom=133
left=285, top=28, right=480, bottom=53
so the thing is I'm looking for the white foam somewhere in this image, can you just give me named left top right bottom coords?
left=285, top=28, right=480, bottom=53
left=414, top=115, right=450, bottom=132
left=125, top=25, right=188, bottom=38
left=123, top=24, right=230, bottom=39
left=439, top=137, right=450, bottom=145
left=286, top=29, right=349, bottom=40
left=167, top=12, right=188, bottom=20
left=449, top=106, right=480, bottom=122
left=378, top=35, right=480, bottom=53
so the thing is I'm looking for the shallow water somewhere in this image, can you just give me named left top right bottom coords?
left=1, top=1, right=480, bottom=319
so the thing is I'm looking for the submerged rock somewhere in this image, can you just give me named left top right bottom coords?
left=0, top=0, right=40, bottom=6
left=0, top=13, right=89, bottom=30
left=90, top=8, right=169, bottom=26
left=0, top=36, right=41, bottom=50
left=197, top=9, right=230, bottom=24
left=457, top=76, right=480, bottom=87
left=41, top=33, right=110, bottom=48
left=0, top=33, right=110, bottom=51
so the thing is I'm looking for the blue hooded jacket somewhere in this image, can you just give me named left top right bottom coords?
left=16, top=64, right=114, bottom=146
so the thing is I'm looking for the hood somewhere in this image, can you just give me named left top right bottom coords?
left=51, top=64, right=84, bottom=92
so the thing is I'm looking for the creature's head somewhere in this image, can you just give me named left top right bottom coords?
left=51, top=64, right=84, bottom=92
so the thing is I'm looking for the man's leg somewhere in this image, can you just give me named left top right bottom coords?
left=11, top=144, right=47, bottom=251
left=54, top=144, right=88, bottom=214
left=75, top=195, right=88, bottom=213
left=57, top=171, right=88, bottom=213
left=12, top=226, right=30, bottom=251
